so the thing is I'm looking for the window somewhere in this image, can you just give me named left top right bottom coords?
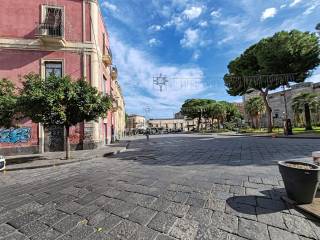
left=45, top=62, right=62, bottom=78
left=102, top=76, right=107, bottom=95
left=41, top=6, right=63, bottom=37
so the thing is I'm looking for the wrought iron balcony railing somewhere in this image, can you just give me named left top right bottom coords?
left=111, top=66, right=118, bottom=80
left=36, top=23, right=66, bottom=46
left=102, top=48, right=112, bottom=66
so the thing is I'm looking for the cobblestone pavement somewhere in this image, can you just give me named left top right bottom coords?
left=0, top=134, right=319, bottom=240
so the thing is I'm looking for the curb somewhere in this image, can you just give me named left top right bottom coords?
left=2, top=141, right=130, bottom=172
left=217, top=133, right=320, bottom=139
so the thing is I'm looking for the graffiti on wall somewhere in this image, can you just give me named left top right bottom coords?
left=0, top=128, right=31, bottom=144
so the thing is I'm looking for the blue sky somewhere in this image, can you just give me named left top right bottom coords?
left=100, top=0, right=320, bottom=118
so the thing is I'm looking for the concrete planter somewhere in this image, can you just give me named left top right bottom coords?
left=0, top=156, right=5, bottom=171
left=278, top=161, right=320, bottom=204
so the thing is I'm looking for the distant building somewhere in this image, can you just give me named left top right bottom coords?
left=127, top=115, right=146, bottom=130
left=243, top=82, right=320, bottom=127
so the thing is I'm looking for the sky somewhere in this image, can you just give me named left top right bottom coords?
left=100, top=0, right=320, bottom=118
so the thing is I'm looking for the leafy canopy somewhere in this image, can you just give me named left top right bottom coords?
left=224, top=30, right=320, bottom=96
left=292, top=93, right=318, bottom=114
left=181, top=99, right=213, bottom=119
left=245, top=96, right=265, bottom=117
left=0, top=79, right=17, bottom=128
left=18, top=74, right=112, bottom=127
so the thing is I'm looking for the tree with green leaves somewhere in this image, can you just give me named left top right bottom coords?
left=181, top=99, right=213, bottom=131
left=205, top=101, right=225, bottom=129
left=292, top=93, right=318, bottom=130
left=245, top=96, right=265, bottom=129
left=18, top=74, right=112, bottom=159
left=0, top=79, right=17, bottom=128
left=224, top=30, right=320, bottom=133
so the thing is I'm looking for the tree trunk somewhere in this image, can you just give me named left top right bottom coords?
left=260, top=90, right=273, bottom=133
left=65, top=126, right=70, bottom=160
left=197, top=114, right=201, bottom=132
left=304, top=103, right=313, bottom=130
left=217, top=119, right=220, bottom=130
left=211, top=117, right=215, bottom=130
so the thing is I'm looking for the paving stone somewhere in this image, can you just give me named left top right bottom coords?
left=238, top=218, right=269, bottom=240
left=186, top=197, right=205, bottom=208
left=0, top=223, right=15, bottom=237
left=75, top=204, right=100, bottom=217
left=155, top=234, right=176, bottom=240
left=107, top=220, right=140, bottom=240
left=94, top=214, right=122, bottom=231
left=256, top=207, right=286, bottom=229
left=128, top=206, right=157, bottom=225
left=8, top=212, right=42, bottom=229
left=211, top=211, right=238, bottom=234
left=39, top=210, right=68, bottom=226
left=229, top=186, right=245, bottom=195
left=0, top=210, right=23, bottom=225
left=185, top=207, right=212, bottom=225
left=268, top=226, right=300, bottom=240
left=282, top=214, right=318, bottom=239
left=225, top=202, right=257, bottom=221
left=246, top=188, right=270, bottom=198
left=165, top=202, right=189, bottom=218
left=205, top=198, right=225, bottom=211
left=148, top=212, right=178, bottom=234
left=109, top=201, right=136, bottom=218
left=20, top=220, right=50, bottom=237
left=210, top=191, right=233, bottom=200
left=68, top=223, right=95, bottom=239
left=195, top=225, right=227, bottom=240
left=130, top=226, right=158, bottom=240
left=257, top=198, right=287, bottom=211
left=75, top=193, right=101, bottom=205
left=57, top=201, right=83, bottom=214
left=149, top=198, right=171, bottom=212
left=227, top=195, right=257, bottom=206
left=129, top=193, right=158, bottom=208
left=52, top=215, right=82, bottom=233
left=87, top=210, right=110, bottom=226
left=16, top=202, right=43, bottom=214
left=212, top=184, right=230, bottom=192
left=85, top=231, right=109, bottom=240
left=30, top=228, right=62, bottom=240
left=170, top=218, right=199, bottom=240
left=249, top=177, right=262, bottom=184
left=1, top=232, right=28, bottom=240
left=93, top=196, right=112, bottom=207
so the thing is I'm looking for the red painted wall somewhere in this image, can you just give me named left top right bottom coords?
left=0, top=0, right=83, bottom=42
left=0, top=49, right=82, bottom=86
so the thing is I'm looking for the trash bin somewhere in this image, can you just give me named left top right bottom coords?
left=0, top=156, right=5, bottom=171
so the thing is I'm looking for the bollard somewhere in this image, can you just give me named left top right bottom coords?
left=0, top=156, right=6, bottom=171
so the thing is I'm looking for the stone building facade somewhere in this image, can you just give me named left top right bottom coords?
left=0, top=0, right=121, bottom=155
left=127, top=115, right=146, bottom=130
left=243, top=82, right=320, bottom=127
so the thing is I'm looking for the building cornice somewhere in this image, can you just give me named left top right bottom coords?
left=0, top=37, right=96, bottom=53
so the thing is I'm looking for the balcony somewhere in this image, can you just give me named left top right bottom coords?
left=111, top=101, right=119, bottom=112
left=102, top=48, right=112, bottom=66
left=111, top=66, right=118, bottom=80
left=36, top=23, right=66, bottom=47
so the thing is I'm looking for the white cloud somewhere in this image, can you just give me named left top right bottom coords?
left=180, top=28, right=200, bottom=48
left=289, top=0, right=302, bottom=7
left=110, top=34, right=205, bottom=118
left=199, top=21, right=208, bottom=27
left=218, top=36, right=234, bottom=45
left=192, top=51, right=200, bottom=60
left=148, top=25, right=163, bottom=32
left=183, top=6, right=203, bottom=20
left=101, top=1, right=117, bottom=12
left=280, top=4, right=287, bottom=9
left=261, top=7, right=277, bottom=21
left=308, top=73, right=320, bottom=83
left=210, top=9, right=221, bottom=18
left=148, top=38, right=161, bottom=46
left=303, top=1, right=320, bottom=15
